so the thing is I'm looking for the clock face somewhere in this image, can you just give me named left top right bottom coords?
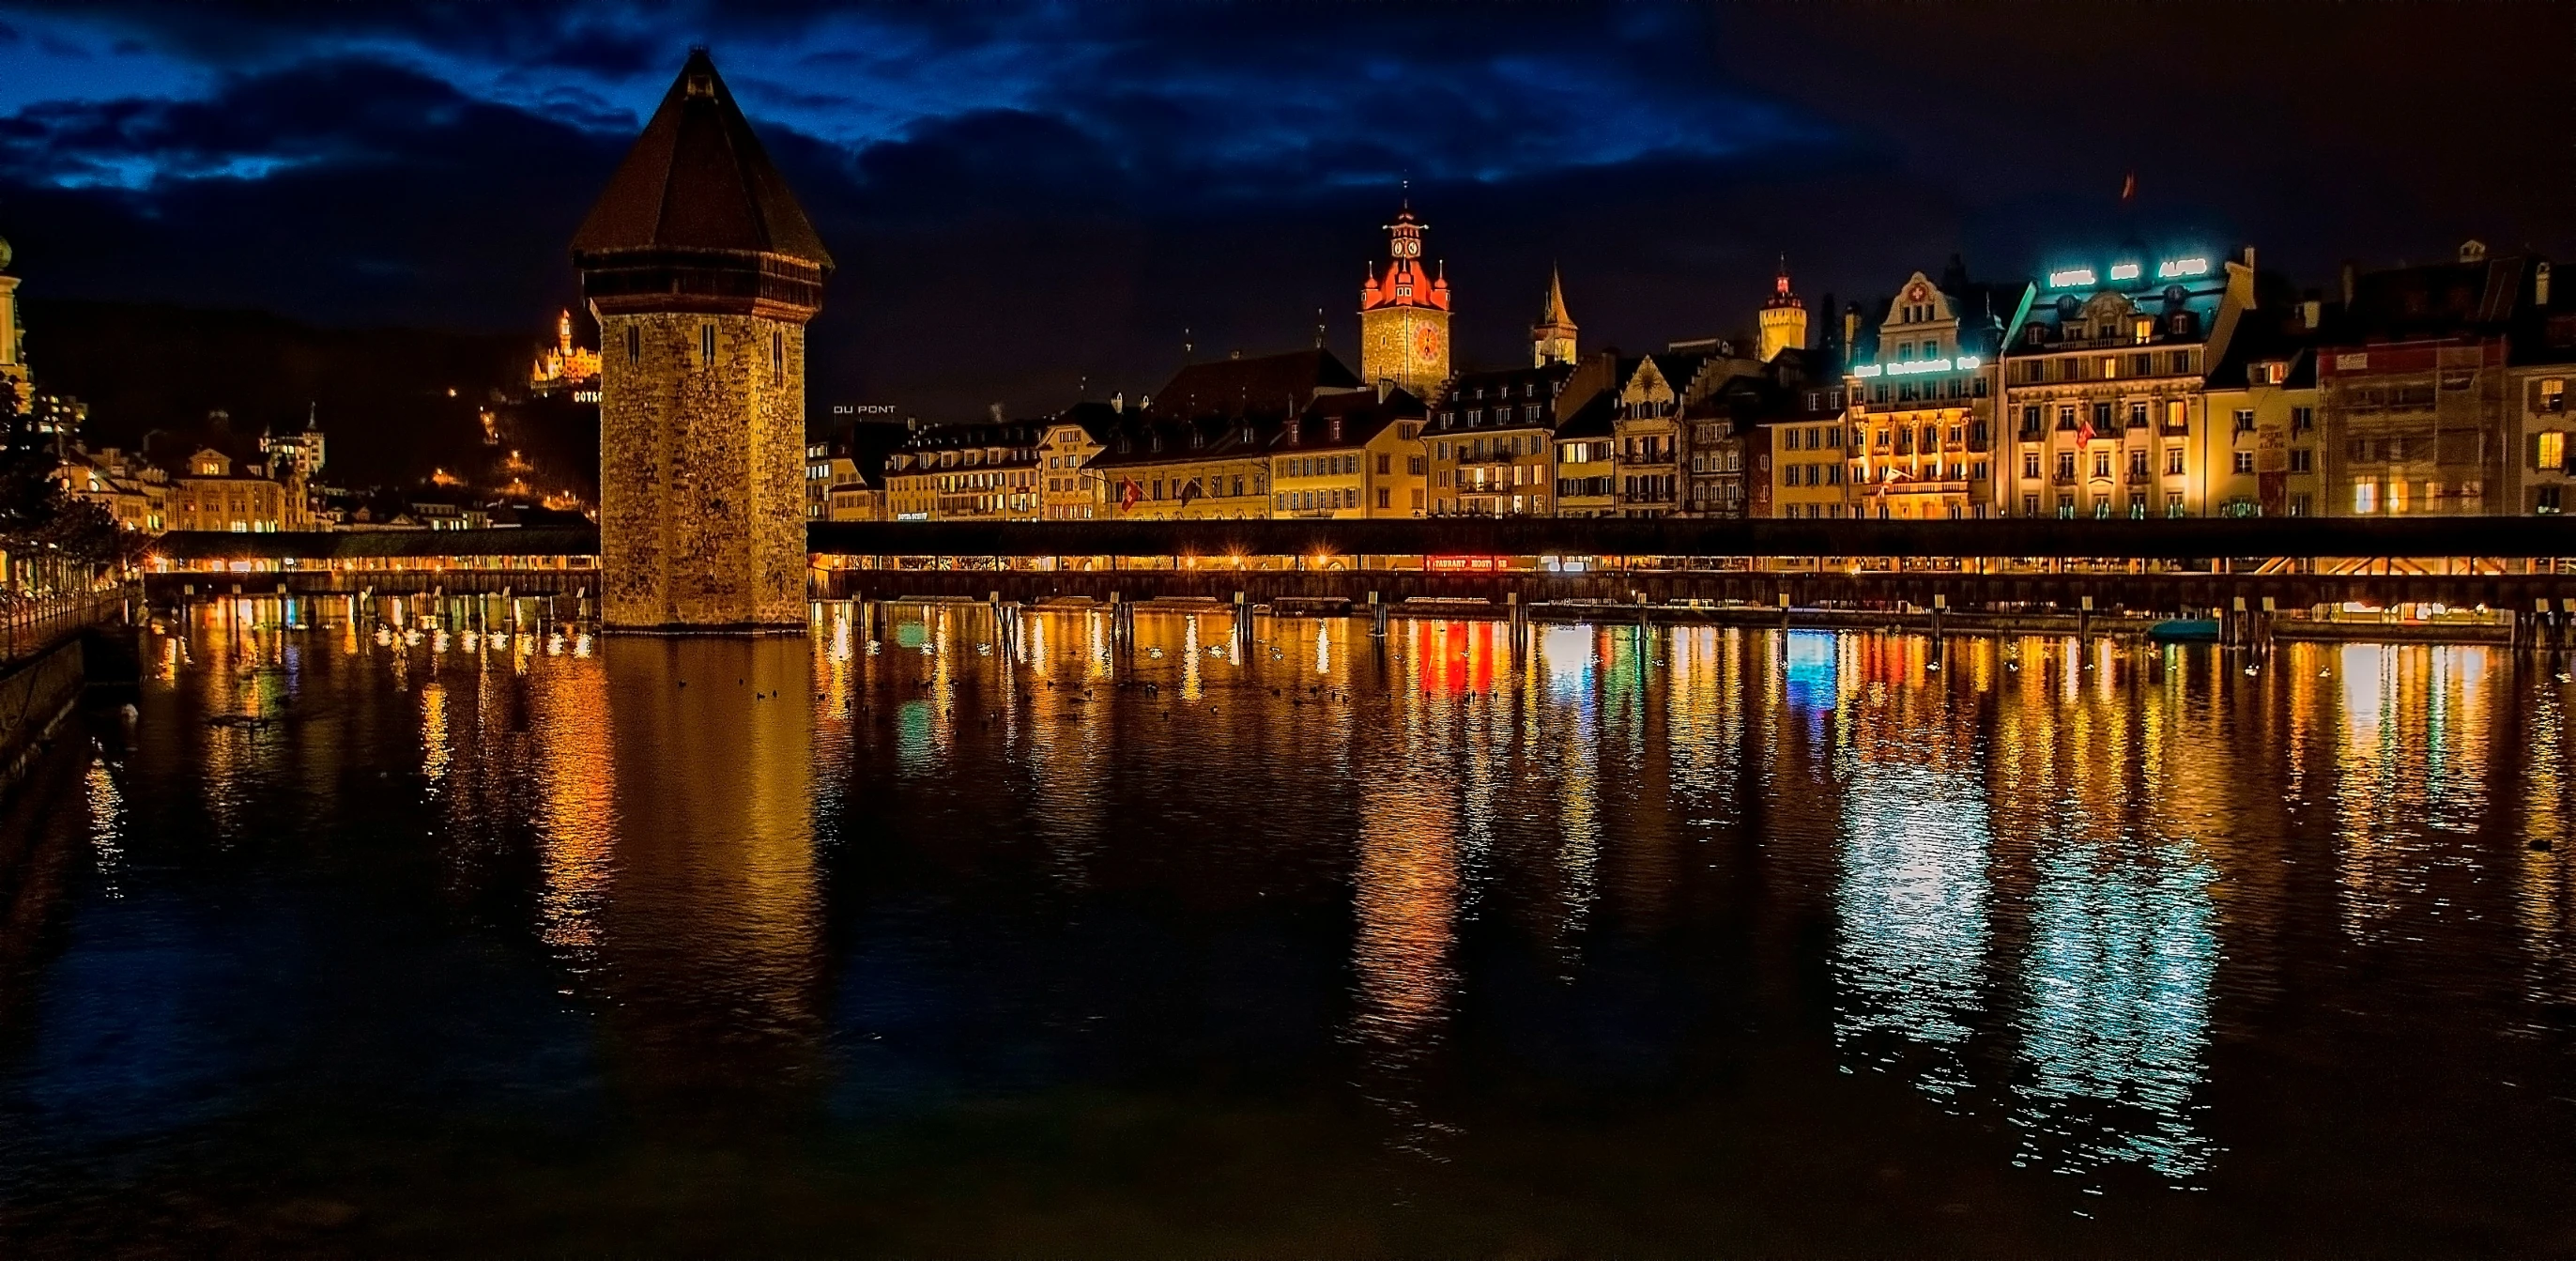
left=1415, top=324, right=1443, bottom=362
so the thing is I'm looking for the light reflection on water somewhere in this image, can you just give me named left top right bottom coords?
left=6, top=602, right=2576, bottom=1251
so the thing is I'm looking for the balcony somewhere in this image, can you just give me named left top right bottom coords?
left=2124, top=469, right=2151, bottom=485
left=1623, top=453, right=1678, bottom=469
left=2159, top=420, right=2191, bottom=437
left=2050, top=471, right=2078, bottom=485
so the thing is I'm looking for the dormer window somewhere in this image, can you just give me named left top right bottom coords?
left=2133, top=317, right=2154, bottom=344
left=1328, top=418, right=1343, bottom=442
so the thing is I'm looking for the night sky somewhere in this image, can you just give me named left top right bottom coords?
left=0, top=0, right=2568, bottom=422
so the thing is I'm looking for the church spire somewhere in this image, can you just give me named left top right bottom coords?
left=1531, top=264, right=1578, bottom=367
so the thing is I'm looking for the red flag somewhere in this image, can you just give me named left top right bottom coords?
left=2076, top=414, right=2097, bottom=446
left=1119, top=478, right=1142, bottom=511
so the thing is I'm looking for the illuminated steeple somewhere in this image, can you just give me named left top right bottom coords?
left=1531, top=265, right=1578, bottom=366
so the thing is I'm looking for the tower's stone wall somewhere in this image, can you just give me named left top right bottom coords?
left=597, top=311, right=808, bottom=629
left=1759, top=305, right=1808, bottom=362
left=1361, top=306, right=1449, bottom=398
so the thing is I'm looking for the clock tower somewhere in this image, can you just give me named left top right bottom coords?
left=1357, top=198, right=1450, bottom=397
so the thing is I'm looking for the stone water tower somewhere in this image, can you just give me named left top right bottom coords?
left=572, top=48, right=832, bottom=630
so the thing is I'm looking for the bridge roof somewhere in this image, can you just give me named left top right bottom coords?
left=808, top=515, right=2576, bottom=561
left=145, top=516, right=2576, bottom=564
left=150, top=527, right=601, bottom=561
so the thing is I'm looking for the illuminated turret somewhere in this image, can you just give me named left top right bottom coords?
left=1759, top=257, right=1807, bottom=362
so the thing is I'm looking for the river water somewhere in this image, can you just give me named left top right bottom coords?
left=1, top=603, right=2571, bottom=1256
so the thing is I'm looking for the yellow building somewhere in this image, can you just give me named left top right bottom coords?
left=1551, top=391, right=1619, bottom=516
left=882, top=423, right=1047, bottom=521
left=1086, top=417, right=1277, bottom=520
left=1039, top=402, right=1119, bottom=521
left=1427, top=364, right=1575, bottom=516
left=169, top=447, right=306, bottom=532
left=529, top=309, right=602, bottom=401
left=1841, top=268, right=2023, bottom=520
left=58, top=447, right=169, bottom=531
left=2202, top=320, right=2324, bottom=517
left=1767, top=416, right=1849, bottom=518
left=1268, top=388, right=1428, bottom=518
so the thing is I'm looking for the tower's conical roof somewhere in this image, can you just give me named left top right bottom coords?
left=1539, top=265, right=1575, bottom=327
left=573, top=48, right=832, bottom=269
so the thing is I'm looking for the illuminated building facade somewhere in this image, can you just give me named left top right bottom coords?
left=1429, top=361, right=1588, bottom=516
left=57, top=447, right=169, bottom=531
left=2318, top=243, right=2547, bottom=517
left=1843, top=263, right=2022, bottom=519
left=1357, top=200, right=1451, bottom=397
left=1551, top=390, right=1619, bottom=516
left=1085, top=415, right=1276, bottom=520
left=530, top=309, right=603, bottom=402
left=1038, top=403, right=1118, bottom=521
left=1679, top=347, right=1800, bottom=519
left=1768, top=411, right=1849, bottom=518
left=882, top=423, right=1048, bottom=521
left=1268, top=388, right=1428, bottom=518
left=168, top=446, right=308, bottom=532
left=259, top=408, right=328, bottom=482
left=2202, top=312, right=2326, bottom=516
left=2509, top=266, right=2576, bottom=514
left=574, top=49, right=827, bottom=629
left=1611, top=349, right=1722, bottom=517
left=1999, top=249, right=2250, bottom=517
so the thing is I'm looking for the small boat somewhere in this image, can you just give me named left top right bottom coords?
left=2147, top=618, right=2221, bottom=643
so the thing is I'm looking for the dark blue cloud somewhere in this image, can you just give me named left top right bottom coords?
left=0, top=0, right=2567, bottom=428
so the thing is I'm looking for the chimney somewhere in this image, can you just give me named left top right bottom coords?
left=2539, top=261, right=2553, bottom=307
left=988, top=402, right=1004, bottom=423
left=1376, top=379, right=1392, bottom=403
left=2340, top=260, right=2357, bottom=307
left=1112, top=392, right=1124, bottom=414
left=2242, top=245, right=2257, bottom=271
left=2302, top=299, right=2323, bottom=330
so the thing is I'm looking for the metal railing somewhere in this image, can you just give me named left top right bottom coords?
left=0, top=588, right=130, bottom=669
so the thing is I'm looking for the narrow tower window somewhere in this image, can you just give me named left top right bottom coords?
left=772, top=330, right=784, bottom=382
left=700, top=323, right=715, bottom=365
left=625, top=324, right=639, bottom=362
